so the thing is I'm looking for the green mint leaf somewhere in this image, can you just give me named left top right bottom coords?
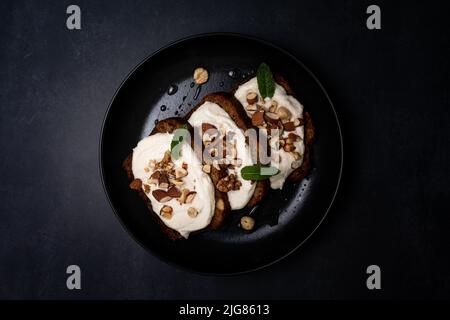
left=241, top=165, right=279, bottom=181
left=256, top=63, right=275, bottom=98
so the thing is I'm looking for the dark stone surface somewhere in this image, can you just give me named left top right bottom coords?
left=0, top=0, right=449, bottom=299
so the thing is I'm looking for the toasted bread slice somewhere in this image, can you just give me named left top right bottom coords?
left=187, top=92, right=269, bottom=209
left=273, top=75, right=315, bottom=183
left=233, top=75, right=315, bottom=186
left=122, top=117, right=230, bottom=240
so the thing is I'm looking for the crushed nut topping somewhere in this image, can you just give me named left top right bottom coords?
left=216, top=173, right=242, bottom=192
left=160, top=205, right=173, bottom=219
left=246, top=92, right=258, bottom=104
left=187, top=207, right=198, bottom=218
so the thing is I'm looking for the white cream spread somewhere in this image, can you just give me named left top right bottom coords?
left=188, top=101, right=256, bottom=209
left=234, top=77, right=305, bottom=189
left=131, top=133, right=215, bottom=238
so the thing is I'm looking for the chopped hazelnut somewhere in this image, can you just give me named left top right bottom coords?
left=283, top=121, right=296, bottom=131
left=175, top=167, right=188, bottom=179
left=283, top=143, right=296, bottom=152
left=240, top=216, right=255, bottom=231
left=251, top=110, right=265, bottom=127
left=276, top=106, right=291, bottom=120
left=148, top=171, right=160, bottom=185
left=187, top=207, right=198, bottom=218
left=287, top=133, right=301, bottom=141
left=152, top=189, right=172, bottom=203
left=185, top=191, right=197, bottom=204
left=160, top=205, right=173, bottom=219
left=193, top=67, right=209, bottom=84
left=129, top=179, right=142, bottom=190
left=294, top=118, right=304, bottom=127
left=169, top=178, right=184, bottom=186
left=167, top=186, right=181, bottom=198
left=178, top=188, right=190, bottom=204
left=158, top=172, right=170, bottom=189
left=202, top=164, right=211, bottom=174
left=246, top=104, right=258, bottom=112
left=246, top=92, right=258, bottom=104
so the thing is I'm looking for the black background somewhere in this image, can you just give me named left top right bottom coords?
left=0, top=0, right=449, bottom=299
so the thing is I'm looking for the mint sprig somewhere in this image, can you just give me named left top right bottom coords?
left=256, top=63, right=275, bottom=98
left=241, top=165, right=279, bottom=181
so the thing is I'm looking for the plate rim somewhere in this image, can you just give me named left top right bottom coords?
left=99, top=32, right=344, bottom=275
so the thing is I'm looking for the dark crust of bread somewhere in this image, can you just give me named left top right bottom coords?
left=122, top=117, right=231, bottom=240
left=187, top=92, right=270, bottom=208
left=234, top=74, right=316, bottom=184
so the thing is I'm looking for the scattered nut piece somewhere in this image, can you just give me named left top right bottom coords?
left=152, top=189, right=172, bottom=203
left=129, top=179, right=142, bottom=190
left=178, top=188, right=190, bottom=204
left=212, top=160, right=221, bottom=170
left=158, top=172, right=170, bottom=189
left=182, top=162, right=188, bottom=170
left=265, top=112, right=280, bottom=120
left=216, top=198, right=225, bottom=210
left=148, top=171, right=161, bottom=185
left=193, top=67, right=209, bottom=84
left=202, top=164, right=211, bottom=174
left=276, top=106, right=291, bottom=120
left=286, top=137, right=295, bottom=145
left=216, top=174, right=241, bottom=192
left=287, top=133, right=301, bottom=141
left=283, top=121, right=296, bottom=131
left=185, top=191, right=197, bottom=204
left=161, top=150, right=172, bottom=164
left=175, top=167, right=188, bottom=179
left=246, top=104, right=258, bottom=112
left=143, top=184, right=151, bottom=194
left=144, top=167, right=150, bottom=173
left=246, top=92, right=258, bottom=104
left=240, top=216, right=255, bottom=231
left=167, top=186, right=181, bottom=198
left=283, top=144, right=296, bottom=152
left=251, top=110, right=265, bottom=126
left=160, top=205, right=173, bottom=219
left=271, top=100, right=278, bottom=109
left=169, top=178, right=184, bottom=186
left=187, top=207, right=198, bottom=218
left=294, top=118, right=304, bottom=127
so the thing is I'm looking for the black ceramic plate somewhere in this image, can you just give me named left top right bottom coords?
left=100, top=33, right=342, bottom=274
